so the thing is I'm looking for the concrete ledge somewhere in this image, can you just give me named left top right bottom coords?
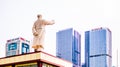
left=0, top=51, right=72, bottom=67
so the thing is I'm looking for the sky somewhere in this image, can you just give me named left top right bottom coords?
left=0, top=0, right=120, bottom=66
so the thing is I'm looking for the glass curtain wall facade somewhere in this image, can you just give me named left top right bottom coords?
left=56, top=28, right=81, bottom=67
left=85, top=28, right=112, bottom=67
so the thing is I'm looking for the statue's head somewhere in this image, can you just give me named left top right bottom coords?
left=37, top=14, right=42, bottom=19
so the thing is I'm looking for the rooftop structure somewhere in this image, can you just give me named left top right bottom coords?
left=0, top=51, right=72, bottom=67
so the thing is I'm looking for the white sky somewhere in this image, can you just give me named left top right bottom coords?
left=0, top=0, right=120, bottom=66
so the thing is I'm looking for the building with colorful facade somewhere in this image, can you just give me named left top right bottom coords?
left=6, top=37, right=30, bottom=56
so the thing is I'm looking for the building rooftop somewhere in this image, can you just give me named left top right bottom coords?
left=0, top=51, right=72, bottom=67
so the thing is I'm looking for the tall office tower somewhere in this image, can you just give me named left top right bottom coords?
left=56, top=28, right=81, bottom=67
left=6, top=37, right=30, bottom=57
left=85, top=27, right=112, bottom=67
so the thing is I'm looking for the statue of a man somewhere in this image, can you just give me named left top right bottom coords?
left=32, top=14, right=55, bottom=51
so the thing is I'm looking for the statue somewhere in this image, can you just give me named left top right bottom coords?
left=32, top=14, right=55, bottom=51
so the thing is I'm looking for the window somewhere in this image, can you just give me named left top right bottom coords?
left=22, top=43, right=29, bottom=54
left=8, top=43, right=17, bottom=51
left=3, top=66, right=12, bottom=67
left=15, top=62, right=37, bottom=67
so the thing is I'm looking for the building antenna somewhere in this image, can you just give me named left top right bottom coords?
left=117, top=49, right=118, bottom=67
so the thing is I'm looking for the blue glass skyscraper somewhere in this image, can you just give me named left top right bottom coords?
left=56, top=28, right=81, bottom=67
left=85, top=28, right=112, bottom=67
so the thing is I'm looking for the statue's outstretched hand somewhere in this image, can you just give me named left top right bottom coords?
left=52, top=20, right=55, bottom=23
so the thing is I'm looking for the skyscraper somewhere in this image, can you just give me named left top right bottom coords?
left=56, top=28, right=81, bottom=67
left=85, top=27, right=112, bottom=67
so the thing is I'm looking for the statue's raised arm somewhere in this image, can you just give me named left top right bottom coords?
left=43, top=20, right=55, bottom=25
left=32, top=14, right=55, bottom=52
